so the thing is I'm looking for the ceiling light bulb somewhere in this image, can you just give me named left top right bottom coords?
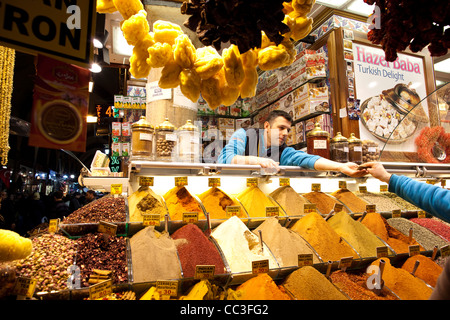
left=93, top=38, right=103, bottom=49
left=89, top=63, right=102, bottom=73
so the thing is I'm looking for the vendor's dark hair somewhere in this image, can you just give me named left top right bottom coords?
left=267, top=110, right=293, bottom=125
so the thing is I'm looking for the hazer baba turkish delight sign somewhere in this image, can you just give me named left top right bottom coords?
left=352, top=43, right=429, bottom=153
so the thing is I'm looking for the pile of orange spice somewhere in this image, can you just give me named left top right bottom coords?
left=233, top=273, right=291, bottom=300
left=370, top=258, right=433, bottom=300
left=401, top=254, right=443, bottom=287
left=359, top=212, right=424, bottom=254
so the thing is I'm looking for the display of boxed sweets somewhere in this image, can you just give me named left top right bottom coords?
left=295, top=83, right=329, bottom=101
left=286, top=125, right=296, bottom=146
left=295, top=121, right=306, bottom=144
left=217, top=105, right=230, bottom=116
left=112, top=122, right=121, bottom=136
left=218, top=118, right=235, bottom=140
left=121, top=122, right=131, bottom=136
left=229, top=99, right=243, bottom=117
left=294, top=97, right=330, bottom=120
left=235, top=118, right=251, bottom=130
left=278, top=92, right=295, bottom=117
left=305, top=64, right=327, bottom=79
left=278, top=76, right=294, bottom=98
left=304, top=114, right=333, bottom=137
left=114, top=95, right=123, bottom=109
left=267, top=86, right=279, bottom=104
left=299, top=50, right=326, bottom=67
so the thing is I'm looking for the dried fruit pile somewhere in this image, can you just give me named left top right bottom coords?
left=96, top=0, right=315, bottom=109
left=364, top=0, right=449, bottom=61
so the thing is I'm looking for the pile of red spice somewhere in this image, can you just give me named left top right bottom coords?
left=171, top=224, right=227, bottom=278
left=410, top=218, right=450, bottom=242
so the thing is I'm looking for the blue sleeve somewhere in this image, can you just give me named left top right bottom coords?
left=389, top=174, right=450, bottom=223
left=217, top=128, right=247, bottom=164
left=280, top=147, right=321, bottom=170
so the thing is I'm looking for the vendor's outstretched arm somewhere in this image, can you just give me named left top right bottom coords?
left=231, top=155, right=279, bottom=169
left=313, top=158, right=367, bottom=177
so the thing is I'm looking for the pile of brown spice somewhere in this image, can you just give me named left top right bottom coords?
left=302, top=191, right=349, bottom=215
left=330, top=188, right=370, bottom=213
left=270, top=186, right=310, bottom=216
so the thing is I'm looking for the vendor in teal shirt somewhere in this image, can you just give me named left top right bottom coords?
left=218, top=110, right=366, bottom=178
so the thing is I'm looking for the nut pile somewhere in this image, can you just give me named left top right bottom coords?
left=156, top=137, right=176, bottom=158
left=181, top=0, right=290, bottom=53
left=62, top=195, right=126, bottom=224
left=14, top=234, right=77, bottom=293
left=75, top=233, right=128, bottom=287
left=362, top=140, right=380, bottom=162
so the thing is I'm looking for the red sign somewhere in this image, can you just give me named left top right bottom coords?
left=29, top=55, right=89, bottom=152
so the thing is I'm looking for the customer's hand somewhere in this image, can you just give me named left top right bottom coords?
left=361, top=162, right=392, bottom=183
left=339, top=162, right=368, bottom=177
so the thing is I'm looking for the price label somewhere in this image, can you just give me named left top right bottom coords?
left=279, top=178, right=290, bottom=186
left=48, top=218, right=60, bottom=234
left=247, top=178, right=258, bottom=187
left=376, top=246, right=389, bottom=258
left=183, top=212, right=198, bottom=224
left=252, top=260, right=269, bottom=274
left=338, top=256, right=353, bottom=270
left=89, top=279, right=112, bottom=300
left=175, top=176, right=188, bottom=186
left=426, top=179, right=436, bottom=185
left=440, top=245, right=450, bottom=258
left=380, top=185, right=388, bottom=192
left=409, top=245, right=420, bottom=257
left=418, top=211, right=426, bottom=218
left=143, top=214, right=161, bottom=226
left=265, top=206, right=279, bottom=217
left=208, top=178, right=221, bottom=187
left=366, top=204, right=376, bottom=213
left=98, top=221, right=117, bottom=236
left=194, top=265, right=215, bottom=279
left=226, top=206, right=241, bottom=217
left=111, top=184, right=122, bottom=195
left=156, top=280, right=178, bottom=297
left=334, top=203, right=344, bottom=213
left=392, top=209, right=401, bottom=218
left=339, top=181, right=347, bottom=189
left=311, top=183, right=321, bottom=192
left=139, top=176, right=154, bottom=187
left=13, top=277, right=37, bottom=298
left=304, top=203, right=316, bottom=213
left=359, top=186, right=367, bottom=193
left=298, top=254, right=313, bottom=267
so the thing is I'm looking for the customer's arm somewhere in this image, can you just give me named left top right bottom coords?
left=365, top=162, right=450, bottom=223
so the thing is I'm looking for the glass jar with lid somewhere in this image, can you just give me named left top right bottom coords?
left=131, top=116, right=154, bottom=160
left=330, top=132, right=349, bottom=163
left=306, top=123, right=330, bottom=159
left=348, top=133, right=362, bottom=164
left=155, top=118, right=177, bottom=161
left=177, top=119, right=200, bottom=163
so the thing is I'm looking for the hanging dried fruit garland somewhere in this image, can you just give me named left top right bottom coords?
left=415, top=126, right=450, bottom=163
left=96, top=0, right=315, bottom=109
left=364, top=0, right=449, bottom=62
left=0, top=46, right=15, bottom=166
